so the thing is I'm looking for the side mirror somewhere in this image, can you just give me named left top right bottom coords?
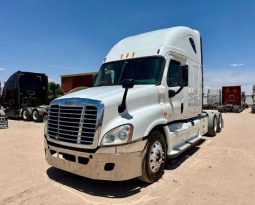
left=121, top=79, right=135, bottom=89
left=168, top=90, right=176, bottom=98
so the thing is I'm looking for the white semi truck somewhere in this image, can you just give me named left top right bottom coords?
left=44, top=27, right=223, bottom=183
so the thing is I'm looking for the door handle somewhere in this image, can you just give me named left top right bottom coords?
left=181, top=103, right=184, bottom=113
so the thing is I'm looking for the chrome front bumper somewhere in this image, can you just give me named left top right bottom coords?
left=45, top=139, right=147, bottom=181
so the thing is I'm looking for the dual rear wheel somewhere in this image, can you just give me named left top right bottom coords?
left=21, top=108, right=44, bottom=122
left=207, top=112, right=223, bottom=136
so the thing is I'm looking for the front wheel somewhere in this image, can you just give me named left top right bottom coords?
left=139, top=130, right=166, bottom=183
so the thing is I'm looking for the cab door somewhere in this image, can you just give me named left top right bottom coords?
left=166, top=56, right=189, bottom=122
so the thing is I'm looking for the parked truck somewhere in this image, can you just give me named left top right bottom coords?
left=0, top=71, right=48, bottom=122
left=0, top=106, right=8, bottom=128
left=252, top=85, right=255, bottom=113
left=217, top=86, right=244, bottom=113
left=203, top=88, right=221, bottom=109
left=44, top=27, right=223, bottom=183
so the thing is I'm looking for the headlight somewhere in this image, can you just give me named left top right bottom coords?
left=101, top=124, right=133, bottom=146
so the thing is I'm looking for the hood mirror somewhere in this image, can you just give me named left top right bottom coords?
left=122, top=79, right=135, bottom=89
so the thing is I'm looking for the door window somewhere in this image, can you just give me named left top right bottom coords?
left=167, top=60, right=189, bottom=87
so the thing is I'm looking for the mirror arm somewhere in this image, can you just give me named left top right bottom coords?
left=175, top=86, right=184, bottom=95
left=168, top=86, right=184, bottom=98
left=118, top=88, right=128, bottom=113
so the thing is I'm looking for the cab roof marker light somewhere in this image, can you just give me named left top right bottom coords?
left=121, top=54, right=123, bottom=59
left=132, top=52, right=135, bottom=57
left=126, top=53, right=129, bottom=58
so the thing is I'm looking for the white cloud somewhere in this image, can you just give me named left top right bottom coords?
left=0, top=68, right=5, bottom=71
left=204, top=69, right=255, bottom=94
left=48, top=78, right=55, bottom=83
left=230, top=63, right=244, bottom=67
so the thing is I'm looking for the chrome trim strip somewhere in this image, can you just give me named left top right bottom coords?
left=77, top=106, right=86, bottom=144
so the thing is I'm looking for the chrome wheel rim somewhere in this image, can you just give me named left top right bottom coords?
left=33, top=111, right=38, bottom=120
left=23, top=110, right=29, bottom=119
left=149, top=140, right=165, bottom=173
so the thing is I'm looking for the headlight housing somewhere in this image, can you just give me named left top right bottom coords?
left=101, top=124, right=133, bottom=146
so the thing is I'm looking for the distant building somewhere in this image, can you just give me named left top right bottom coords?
left=61, top=72, right=97, bottom=93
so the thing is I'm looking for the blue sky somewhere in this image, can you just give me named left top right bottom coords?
left=0, top=0, right=255, bottom=93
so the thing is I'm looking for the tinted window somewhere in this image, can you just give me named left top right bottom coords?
left=121, top=58, right=164, bottom=84
left=94, top=57, right=165, bottom=86
left=189, top=38, right=197, bottom=53
left=167, top=60, right=181, bottom=87
left=20, top=75, right=44, bottom=90
left=167, top=60, right=189, bottom=87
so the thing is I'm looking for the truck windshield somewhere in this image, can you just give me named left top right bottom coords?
left=94, top=57, right=164, bottom=86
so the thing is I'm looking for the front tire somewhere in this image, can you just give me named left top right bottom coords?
left=139, top=130, right=166, bottom=183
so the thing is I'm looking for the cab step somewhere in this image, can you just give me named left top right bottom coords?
left=167, top=135, right=201, bottom=159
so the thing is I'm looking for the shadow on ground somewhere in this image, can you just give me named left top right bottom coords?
left=47, top=167, right=148, bottom=198
left=46, top=138, right=206, bottom=198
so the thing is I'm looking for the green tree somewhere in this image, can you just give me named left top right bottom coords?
left=48, top=82, right=64, bottom=103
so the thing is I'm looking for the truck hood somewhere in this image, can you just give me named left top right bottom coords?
left=59, top=86, right=125, bottom=101
left=58, top=85, right=159, bottom=104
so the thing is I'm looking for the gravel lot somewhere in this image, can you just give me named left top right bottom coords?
left=0, top=109, right=255, bottom=205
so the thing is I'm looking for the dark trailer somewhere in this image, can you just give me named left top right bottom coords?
left=1, top=71, right=48, bottom=122
left=218, top=85, right=244, bottom=113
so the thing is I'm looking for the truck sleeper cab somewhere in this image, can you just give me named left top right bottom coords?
left=1, top=71, right=48, bottom=122
left=45, top=27, right=223, bottom=183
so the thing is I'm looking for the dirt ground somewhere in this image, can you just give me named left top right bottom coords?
left=0, top=109, right=255, bottom=205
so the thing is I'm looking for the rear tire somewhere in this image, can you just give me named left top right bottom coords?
left=138, top=130, right=166, bottom=183
left=22, top=108, right=32, bottom=121
left=216, top=113, right=223, bottom=133
left=32, top=108, right=43, bottom=122
left=207, top=113, right=217, bottom=136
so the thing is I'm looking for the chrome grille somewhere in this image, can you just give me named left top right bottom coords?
left=47, top=105, right=98, bottom=145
